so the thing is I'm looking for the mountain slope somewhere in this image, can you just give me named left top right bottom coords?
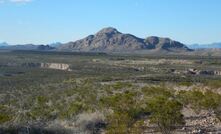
left=145, top=36, right=190, bottom=51
left=59, top=27, right=191, bottom=52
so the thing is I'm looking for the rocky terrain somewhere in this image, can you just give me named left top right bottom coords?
left=0, top=62, right=71, bottom=72
left=59, top=27, right=192, bottom=52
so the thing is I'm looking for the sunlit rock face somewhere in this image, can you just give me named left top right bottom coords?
left=40, top=63, right=71, bottom=71
left=215, top=71, right=221, bottom=76
left=186, top=68, right=221, bottom=76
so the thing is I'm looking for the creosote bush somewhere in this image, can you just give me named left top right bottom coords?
left=205, top=80, right=221, bottom=89
left=60, top=101, right=89, bottom=119
left=0, top=105, right=13, bottom=124
left=177, top=90, right=221, bottom=111
left=100, top=91, right=147, bottom=133
left=100, top=87, right=185, bottom=134
left=147, top=96, right=184, bottom=134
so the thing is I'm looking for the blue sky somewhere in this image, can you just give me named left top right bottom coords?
left=0, top=0, right=221, bottom=45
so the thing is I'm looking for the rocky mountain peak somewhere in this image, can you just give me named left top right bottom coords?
left=96, top=27, right=120, bottom=36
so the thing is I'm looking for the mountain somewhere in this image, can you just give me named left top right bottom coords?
left=59, top=27, right=191, bottom=52
left=188, top=43, right=221, bottom=49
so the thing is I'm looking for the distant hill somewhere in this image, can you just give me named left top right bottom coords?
left=0, top=42, right=9, bottom=47
left=48, top=42, right=62, bottom=48
left=188, top=43, right=221, bottom=49
left=0, top=44, right=55, bottom=51
left=59, top=27, right=192, bottom=53
left=37, top=45, right=55, bottom=51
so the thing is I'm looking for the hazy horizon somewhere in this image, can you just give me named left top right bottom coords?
left=0, top=0, right=221, bottom=45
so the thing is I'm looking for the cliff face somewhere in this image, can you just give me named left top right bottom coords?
left=40, top=63, right=71, bottom=71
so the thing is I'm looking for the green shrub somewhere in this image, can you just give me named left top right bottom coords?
left=106, top=112, right=132, bottom=134
left=0, top=114, right=12, bottom=124
left=205, top=80, right=221, bottom=89
left=0, top=105, right=13, bottom=124
left=177, top=90, right=204, bottom=110
left=36, top=96, right=48, bottom=105
left=141, top=86, right=173, bottom=98
left=105, top=108, right=145, bottom=134
left=177, top=90, right=221, bottom=111
left=100, top=91, right=145, bottom=133
left=60, top=101, right=88, bottom=119
left=178, top=82, right=193, bottom=87
left=111, top=82, right=133, bottom=90
left=29, top=107, right=54, bottom=121
left=201, top=91, right=221, bottom=109
left=100, top=91, right=141, bottom=113
left=147, top=96, right=184, bottom=134
left=28, top=96, right=54, bottom=121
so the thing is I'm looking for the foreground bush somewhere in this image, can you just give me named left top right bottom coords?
left=100, top=91, right=147, bottom=133
left=100, top=87, right=185, bottom=134
left=147, top=96, right=184, bottom=134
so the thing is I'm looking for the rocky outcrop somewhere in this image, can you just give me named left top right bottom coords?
left=40, top=63, right=71, bottom=71
left=169, top=68, right=221, bottom=76
left=59, top=27, right=191, bottom=52
left=184, top=68, right=221, bottom=76
left=0, top=62, right=71, bottom=71
left=215, top=71, right=221, bottom=76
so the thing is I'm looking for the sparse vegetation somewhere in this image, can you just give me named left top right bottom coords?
left=1, top=51, right=221, bottom=133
